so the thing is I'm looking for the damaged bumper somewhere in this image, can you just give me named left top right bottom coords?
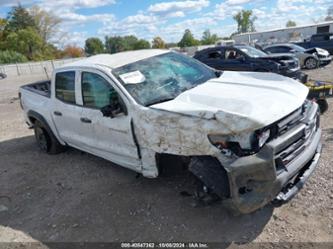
left=319, top=56, right=332, bottom=66
left=219, top=104, right=321, bottom=214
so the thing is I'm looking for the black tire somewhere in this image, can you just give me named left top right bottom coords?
left=304, top=57, right=318, bottom=70
left=317, top=98, right=329, bottom=114
left=34, top=120, right=65, bottom=154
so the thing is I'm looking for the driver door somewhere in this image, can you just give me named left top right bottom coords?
left=222, top=48, right=250, bottom=71
left=77, top=70, right=141, bottom=171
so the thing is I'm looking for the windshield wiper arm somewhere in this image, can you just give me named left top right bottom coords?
left=215, top=70, right=223, bottom=78
left=146, top=97, right=175, bottom=106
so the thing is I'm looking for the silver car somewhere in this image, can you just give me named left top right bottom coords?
left=264, top=43, right=332, bottom=69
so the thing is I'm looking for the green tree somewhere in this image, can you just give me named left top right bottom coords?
left=122, top=35, right=139, bottom=50
left=0, top=18, right=7, bottom=42
left=134, top=39, right=150, bottom=49
left=105, top=35, right=150, bottom=53
left=152, top=36, right=166, bottom=48
left=286, top=20, right=297, bottom=27
left=4, top=27, right=43, bottom=60
left=29, top=5, right=62, bottom=43
left=85, top=37, right=104, bottom=55
left=178, top=29, right=200, bottom=48
left=233, top=10, right=257, bottom=34
left=0, top=18, right=6, bottom=31
left=105, top=36, right=126, bottom=54
left=0, top=50, right=27, bottom=64
left=201, top=29, right=219, bottom=45
left=165, top=42, right=178, bottom=48
left=5, top=5, right=37, bottom=32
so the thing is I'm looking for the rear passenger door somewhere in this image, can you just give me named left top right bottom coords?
left=52, top=70, right=85, bottom=147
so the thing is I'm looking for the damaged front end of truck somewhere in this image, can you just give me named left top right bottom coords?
left=112, top=52, right=322, bottom=214
left=187, top=100, right=321, bottom=214
left=133, top=72, right=321, bottom=214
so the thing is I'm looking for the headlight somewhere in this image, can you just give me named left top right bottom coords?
left=256, top=129, right=270, bottom=148
left=208, top=135, right=254, bottom=157
left=208, top=129, right=271, bottom=157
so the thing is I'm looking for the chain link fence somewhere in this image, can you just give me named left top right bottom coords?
left=0, top=58, right=84, bottom=78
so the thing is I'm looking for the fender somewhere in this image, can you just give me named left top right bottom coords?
left=27, top=110, right=65, bottom=145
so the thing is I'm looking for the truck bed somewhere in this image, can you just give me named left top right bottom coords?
left=21, top=80, right=51, bottom=98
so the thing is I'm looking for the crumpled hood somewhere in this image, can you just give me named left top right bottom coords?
left=305, top=47, right=330, bottom=56
left=151, top=71, right=309, bottom=132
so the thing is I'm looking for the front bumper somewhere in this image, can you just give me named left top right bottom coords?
left=220, top=104, right=321, bottom=214
left=319, top=56, right=332, bottom=66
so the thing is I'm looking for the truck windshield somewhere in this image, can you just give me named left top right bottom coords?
left=113, top=52, right=217, bottom=106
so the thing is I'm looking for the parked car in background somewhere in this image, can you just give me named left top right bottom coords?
left=0, top=73, right=6, bottom=79
left=19, top=50, right=321, bottom=214
left=264, top=43, right=332, bottom=69
left=296, top=33, right=333, bottom=54
left=194, top=45, right=307, bottom=83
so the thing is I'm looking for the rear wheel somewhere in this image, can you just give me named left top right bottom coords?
left=305, top=57, right=318, bottom=69
left=34, top=120, right=65, bottom=154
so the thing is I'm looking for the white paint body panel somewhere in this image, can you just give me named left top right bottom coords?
left=20, top=51, right=309, bottom=178
left=151, top=71, right=309, bottom=129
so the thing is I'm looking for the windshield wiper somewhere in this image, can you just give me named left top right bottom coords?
left=146, top=97, right=175, bottom=106
left=215, top=70, right=223, bottom=78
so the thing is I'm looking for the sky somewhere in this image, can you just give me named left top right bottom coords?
left=0, top=0, right=332, bottom=47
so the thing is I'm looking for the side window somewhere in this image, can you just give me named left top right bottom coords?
left=55, top=71, right=76, bottom=104
left=265, top=47, right=273, bottom=53
left=81, top=72, right=117, bottom=109
left=208, top=50, right=222, bottom=59
left=225, top=49, right=243, bottom=60
left=278, top=46, right=291, bottom=53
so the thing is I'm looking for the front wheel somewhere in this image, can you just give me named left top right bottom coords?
left=34, top=120, right=65, bottom=154
left=305, top=57, right=318, bottom=70
left=317, top=98, right=329, bottom=114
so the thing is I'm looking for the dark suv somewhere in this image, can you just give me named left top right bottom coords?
left=194, top=45, right=307, bottom=83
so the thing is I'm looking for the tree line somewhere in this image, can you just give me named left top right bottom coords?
left=0, top=5, right=84, bottom=64
left=2, top=4, right=332, bottom=64
left=0, top=5, right=260, bottom=62
left=85, top=29, right=223, bottom=56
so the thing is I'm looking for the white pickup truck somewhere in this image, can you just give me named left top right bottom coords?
left=19, top=49, right=322, bottom=214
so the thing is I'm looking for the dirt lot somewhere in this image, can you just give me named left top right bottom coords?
left=0, top=64, right=332, bottom=248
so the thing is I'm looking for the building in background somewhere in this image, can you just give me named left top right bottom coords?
left=233, top=21, right=333, bottom=45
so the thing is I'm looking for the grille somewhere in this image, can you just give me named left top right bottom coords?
left=274, top=104, right=319, bottom=173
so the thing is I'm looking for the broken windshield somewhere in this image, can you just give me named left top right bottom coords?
left=113, top=52, right=217, bottom=106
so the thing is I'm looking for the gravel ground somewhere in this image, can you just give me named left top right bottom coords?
left=0, top=64, right=332, bottom=248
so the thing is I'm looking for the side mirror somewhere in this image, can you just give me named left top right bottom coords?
left=290, top=49, right=296, bottom=53
left=100, top=103, right=123, bottom=118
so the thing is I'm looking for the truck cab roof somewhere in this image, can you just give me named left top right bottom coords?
left=59, top=49, right=169, bottom=70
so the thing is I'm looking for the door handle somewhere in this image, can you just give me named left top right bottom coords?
left=80, top=117, right=92, bottom=123
left=54, top=111, right=62, bottom=116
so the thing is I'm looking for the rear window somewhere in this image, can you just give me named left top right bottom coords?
left=55, top=71, right=76, bottom=104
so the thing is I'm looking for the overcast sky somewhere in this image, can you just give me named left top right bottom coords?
left=0, top=0, right=331, bottom=47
